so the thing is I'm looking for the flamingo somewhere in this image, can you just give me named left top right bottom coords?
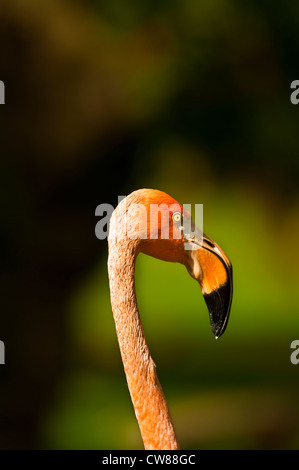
left=107, top=189, right=233, bottom=450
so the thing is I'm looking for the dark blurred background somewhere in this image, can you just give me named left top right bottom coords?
left=1, top=0, right=299, bottom=449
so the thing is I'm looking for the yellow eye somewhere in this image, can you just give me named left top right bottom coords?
left=172, top=212, right=181, bottom=223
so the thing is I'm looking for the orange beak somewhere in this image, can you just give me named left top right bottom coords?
left=184, top=228, right=233, bottom=338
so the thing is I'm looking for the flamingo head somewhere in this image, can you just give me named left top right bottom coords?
left=125, top=189, right=233, bottom=338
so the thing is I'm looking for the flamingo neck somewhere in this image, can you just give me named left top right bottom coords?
left=108, top=233, right=179, bottom=450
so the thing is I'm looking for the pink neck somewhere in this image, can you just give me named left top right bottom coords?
left=108, top=234, right=179, bottom=450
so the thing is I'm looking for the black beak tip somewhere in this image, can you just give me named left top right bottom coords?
left=211, top=318, right=226, bottom=339
left=203, top=281, right=232, bottom=339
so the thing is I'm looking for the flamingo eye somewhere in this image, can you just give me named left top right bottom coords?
left=172, top=212, right=182, bottom=223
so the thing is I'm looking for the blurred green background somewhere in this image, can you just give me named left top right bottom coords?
left=1, top=0, right=299, bottom=449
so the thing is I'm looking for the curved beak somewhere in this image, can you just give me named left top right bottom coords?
left=185, top=230, right=233, bottom=338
